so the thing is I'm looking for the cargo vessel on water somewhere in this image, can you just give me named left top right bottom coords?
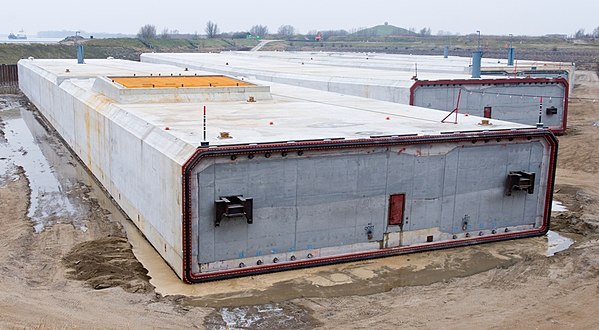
left=8, top=30, right=27, bottom=40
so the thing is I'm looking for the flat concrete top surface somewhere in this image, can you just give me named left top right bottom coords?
left=24, top=59, right=534, bottom=147
left=25, top=58, right=202, bottom=79
left=141, top=52, right=476, bottom=84
left=141, top=52, right=572, bottom=83
left=225, top=51, right=572, bottom=71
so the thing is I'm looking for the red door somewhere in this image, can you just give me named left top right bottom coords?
left=388, top=194, right=405, bottom=226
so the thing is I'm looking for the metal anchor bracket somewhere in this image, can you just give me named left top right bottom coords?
left=506, top=171, right=536, bottom=196
left=214, top=195, right=253, bottom=226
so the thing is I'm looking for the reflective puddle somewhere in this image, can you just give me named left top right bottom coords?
left=552, top=200, right=568, bottom=212
left=0, top=99, right=80, bottom=232
left=204, top=304, right=315, bottom=330
left=547, top=200, right=574, bottom=256
left=546, top=230, right=574, bottom=257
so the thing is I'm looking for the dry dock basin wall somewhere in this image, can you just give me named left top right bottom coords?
left=18, top=59, right=557, bottom=283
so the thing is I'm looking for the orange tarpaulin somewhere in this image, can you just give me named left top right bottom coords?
left=110, top=75, right=253, bottom=88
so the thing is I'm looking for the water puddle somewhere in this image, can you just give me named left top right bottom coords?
left=0, top=95, right=186, bottom=292
left=204, top=303, right=316, bottom=329
left=0, top=96, right=183, bottom=292
left=0, top=99, right=81, bottom=232
left=552, top=200, right=568, bottom=212
left=547, top=200, right=573, bottom=256
left=219, top=307, right=264, bottom=329
left=546, top=230, right=574, bottom=257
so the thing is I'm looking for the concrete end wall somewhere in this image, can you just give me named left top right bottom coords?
left=185, top=133, right=555, bottom=280
left=412, top=79, right=568, bottom=133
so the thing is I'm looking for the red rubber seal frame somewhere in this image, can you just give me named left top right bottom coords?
left=409, top=77, right=569, bottom=134
left=181, top=129, right=558, bottom=283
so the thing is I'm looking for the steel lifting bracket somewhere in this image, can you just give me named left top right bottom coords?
left=546, top=106, right=558, bottom=115
left=505, top=171, right=535, bottom=196
left=214, top=195, right=253, bottom=226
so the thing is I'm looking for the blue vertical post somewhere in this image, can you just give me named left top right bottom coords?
left=507, top=34, right=514, bottom=66
left=77, top=44, right=84, bottom=64
left=443, top=46, right=449, bottom=58
left=471, top=50, right=483, bottom=78
left=507, top=47, right=515, bottom=66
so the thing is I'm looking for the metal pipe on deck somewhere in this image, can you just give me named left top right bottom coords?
left=472, top=31, right=483, bottom=78
left=77, top=45, right=85, bottom=64
left=507, top=34, right=515, bottom=66
left=75, top=31, right=85, bottom=64
left=471, top=50, right=483, bottom=78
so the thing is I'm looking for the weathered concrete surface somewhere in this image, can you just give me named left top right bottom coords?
left=141, top=52, right=570, bottom=132
left=17, top=58, right=554, bottom=283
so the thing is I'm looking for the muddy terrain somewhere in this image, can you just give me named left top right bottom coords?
left=1, top=72, right=599, bottom=329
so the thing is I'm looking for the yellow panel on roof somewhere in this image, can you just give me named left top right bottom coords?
left=110, top=75, right=253, bottom=88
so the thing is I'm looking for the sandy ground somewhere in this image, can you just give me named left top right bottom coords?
left=1, top=71, right=599, bottom=329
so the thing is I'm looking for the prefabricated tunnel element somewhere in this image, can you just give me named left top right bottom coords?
left=17, top=58, right=558, bottom=283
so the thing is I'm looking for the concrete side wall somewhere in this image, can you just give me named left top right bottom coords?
left=413, top=82, right=566, bottom=131
left=190, top=138, right=551, bottom=273
left=259, top=75, right=412, bottom=104
left=18, top=60, right=195, bottom=279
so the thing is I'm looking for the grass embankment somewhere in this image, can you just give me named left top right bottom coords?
left=1, top=36, right=597, bottom=69
left=264, top=36, right=599, bottom=69
left=272, top=36, right=599, bottom=51
left=0, top=38, right=259, bottom=64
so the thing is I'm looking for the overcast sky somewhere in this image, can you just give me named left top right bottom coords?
left=2, top=0, right=598, bottom=36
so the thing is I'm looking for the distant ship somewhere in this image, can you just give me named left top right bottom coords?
left=8, top=30, right=27, bottom=40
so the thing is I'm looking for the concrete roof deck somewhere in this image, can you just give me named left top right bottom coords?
left=237, top=51, right=572, bottom=71
left=27, top=58, right=203, bottom=81
left=141, top=52, right=477, bottom=83
left=27, top=59, right=533, bottom=148
left=141, top=52, right=571, bottom=88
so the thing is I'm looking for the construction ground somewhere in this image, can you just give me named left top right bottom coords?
left=1, top=69, right=599, bottom=329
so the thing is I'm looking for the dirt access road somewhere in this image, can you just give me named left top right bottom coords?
left=1, top=72, right=599, bottom=329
